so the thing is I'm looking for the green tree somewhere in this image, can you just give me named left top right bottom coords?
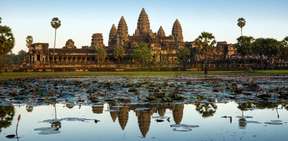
left=237, top=17, right=246, bottom=36
left=281, top=36, right=288, bottom=48
left=251, top=38, right=280, bottom=57
left=177, top=47, right=191, bottom=70
left=280, top=37, right=288, bottom=60
left=236, top=36, right=254, bottom=56
left=0, top=17, right=15, bottom=55
left=16, top=50, right=27, bottom=64
left=0, top=17, right=15, bottom=71
left=96, top=47, right=107, bottom=64
left=26, top=35, right=33, bottom=47
left=190, top=47, right=198, bottom=64
left=132, top=42, right=152, bottom=65
left=113, top=46, right=125, bottom=64
left=194, top=32, right=216, bottom=75
left=50, top=17, right=61, bottom=65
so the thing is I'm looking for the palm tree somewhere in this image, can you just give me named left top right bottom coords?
left=194, top=32, right=216, bottom=75
left=50, top=17, right=61, bottom=66
left=26, top=36, right=33, bottom=47
left=0, top=19, right=15, bottom=55
left=26, top=36, right=33, bottom=64
left=237, top=18, right=246, bottom=36
left=51, top=104, right=61, bottom=130
left=0, top=18, right=15, bottom=71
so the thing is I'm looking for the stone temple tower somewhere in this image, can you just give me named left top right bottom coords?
left=91, top=33, right=104, bottom=48
left=108, top=24, right=117, bottom=47
left=135, top=8, right=151, bottom=36
left=172, top=19, right=184, bottom=48
left=157, top=26, right=166, bottom=38
left=116, top=16, right=129, bottom=46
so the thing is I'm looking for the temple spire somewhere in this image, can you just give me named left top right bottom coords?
left=157, top=26, right=166, bottom=38
left=108, top=24, right=117, bottom=47
left=117, top=16, right=129, bottom=44
left=135, top=8, right=151, bottom=35
left=137, top=110, right=151, bottom=138
left=172, top=19, right=183, bottom=42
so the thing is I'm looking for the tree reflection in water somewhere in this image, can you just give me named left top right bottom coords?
left=254, top=102, right=281, bottom=119
left=0, top=105, right=15, bottom=132
left=195, top=102, right=217, bottom=118
left=26, top=104, right=33, bottom=113
left=51, top=104, right=61, bottom=130
left=283, top=103, right=288, bottom=111
left=237, top=102, right=254, bottom=129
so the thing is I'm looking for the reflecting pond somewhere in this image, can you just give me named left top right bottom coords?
left=1, top=102, right=288, bottom=141
left=1, top=76, right=288, bottom=141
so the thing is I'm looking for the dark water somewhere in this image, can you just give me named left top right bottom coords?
left=1, top=102, right=288, bottom=141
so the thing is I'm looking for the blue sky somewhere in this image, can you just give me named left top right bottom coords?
left=1, top=0, right=288, bottom=53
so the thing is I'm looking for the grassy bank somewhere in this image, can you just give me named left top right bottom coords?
left=0, top=70, right=288, bottom=80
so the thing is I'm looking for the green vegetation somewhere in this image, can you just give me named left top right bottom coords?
left=0, top=106, right=15, bottom=132
left=0, top=17, right=15, bottom=56
left=236, top=36, right=254, bottom=56
left=132, top=42, right=152, bottom=65
left=113, top=46, right=125, bottom=63
left=237, top=17, right=246, bottom=36
left=236, top=36, right=288, bottom=60
left=193, top=32, right=216, bottom=74
left=0, top=17, right=15, bottom=71
left=96, top=47, right=107, bottom=64
left=1, top=50, right=26, bottom=65
left=1, top=70, right=288, bottom=80
left=177, top=47, right=191, bottom=70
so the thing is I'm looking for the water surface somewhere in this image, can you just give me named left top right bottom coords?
left=1, top=102, right=288, bottom=141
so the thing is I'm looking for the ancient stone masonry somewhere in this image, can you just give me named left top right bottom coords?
left=135, top=8, right=152, bottom=36
left=116, top=16, right=129, bottom=47
left=137, top=110, right=152, bottom=137
left=27, top=43, right=49, bottom=65
left=108, top=24, right=117, bottom=47
left=91, top=33, right=104, bottom=48
left=172, top=19, right=184, bottom=48
left=63, top=39, right=76, bottom=49
left=107, top=8, right=186, bottom=64
left=157, top=26, right=166, bottom=39
left=24, top=8, right=236, bottom=71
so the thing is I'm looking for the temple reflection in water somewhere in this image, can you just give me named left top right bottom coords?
left=1, top=102, right=288, bottom=139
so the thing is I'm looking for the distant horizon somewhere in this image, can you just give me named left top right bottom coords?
left=1, top=0, right=288, bottom=54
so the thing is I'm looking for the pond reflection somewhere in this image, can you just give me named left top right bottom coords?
left=0, top=105, right=15, bottom=132
left=1, top=101, right=288, bottom=141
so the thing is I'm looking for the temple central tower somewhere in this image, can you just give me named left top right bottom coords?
left=135, top=8, right=151, bottom=36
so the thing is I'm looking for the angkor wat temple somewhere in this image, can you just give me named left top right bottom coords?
left=24, top=8, right=236, bottom=71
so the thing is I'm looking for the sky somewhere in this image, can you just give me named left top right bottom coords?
left=1, top=0, right=288, bottom=53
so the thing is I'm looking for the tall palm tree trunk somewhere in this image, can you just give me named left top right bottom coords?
left=204, top=54, right=208, bottom=75
left=53, top=28, right=57, bottom=71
